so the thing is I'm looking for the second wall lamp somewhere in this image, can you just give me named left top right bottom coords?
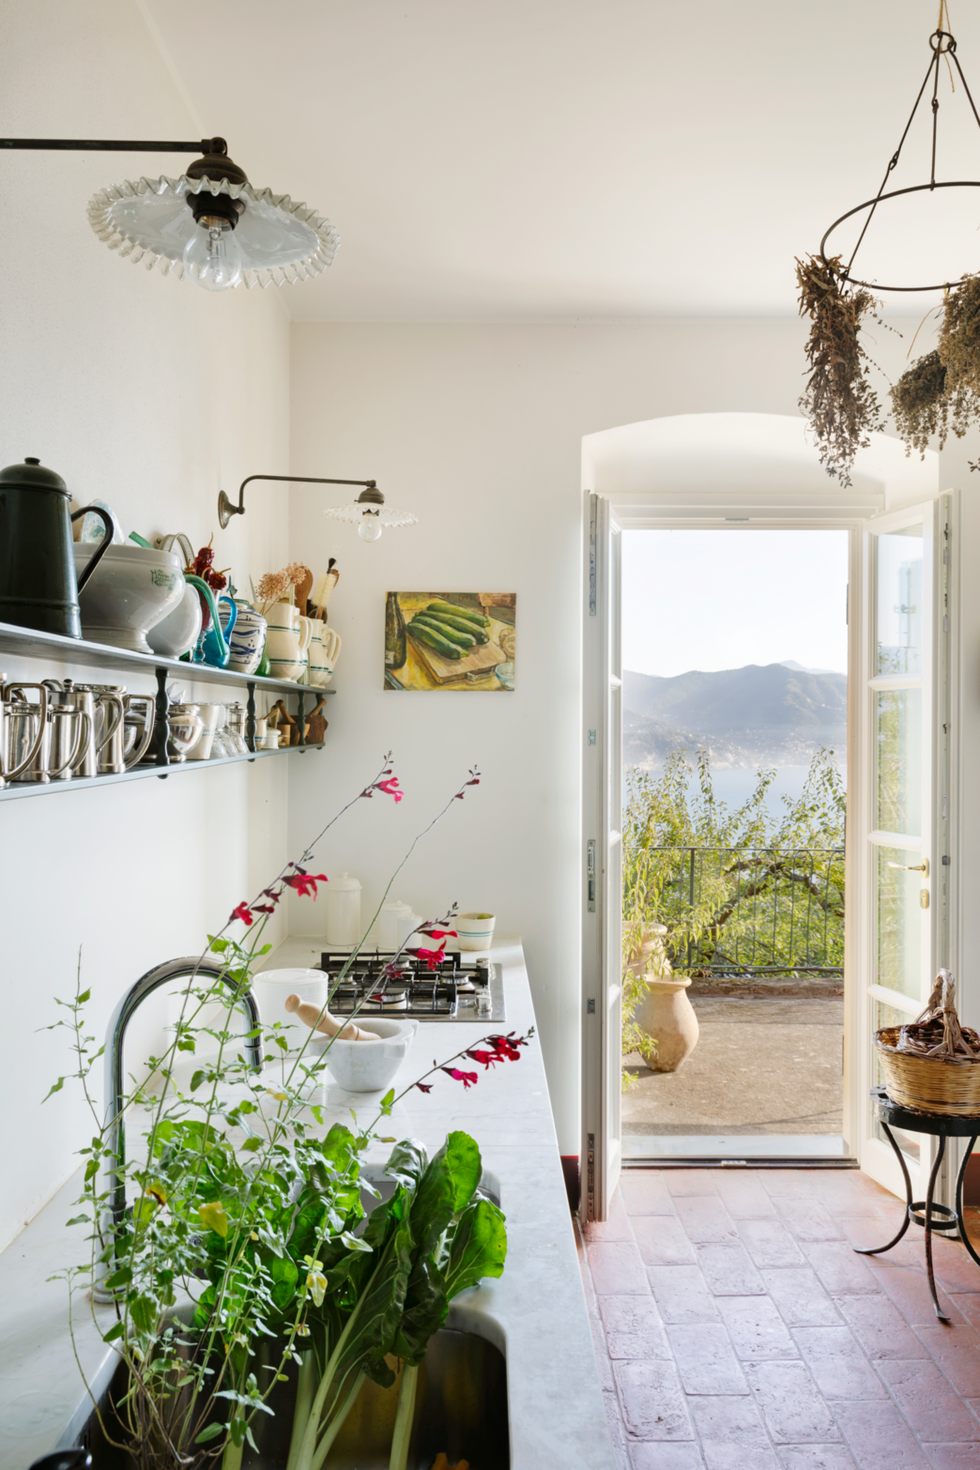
left=218, top=474, right=418, bottom=542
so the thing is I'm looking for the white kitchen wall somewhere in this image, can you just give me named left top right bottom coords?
left=0, top=0, right=293, bottom=1249
left=284, top=319, right=861, bottom=1153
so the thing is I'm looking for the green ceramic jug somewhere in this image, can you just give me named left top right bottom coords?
left=0, top=458, right=114, bottom=637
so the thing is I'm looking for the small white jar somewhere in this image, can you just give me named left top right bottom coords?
left=377, top=898, right=415, bottom=950
left=324, top=872, right=362, bottom=947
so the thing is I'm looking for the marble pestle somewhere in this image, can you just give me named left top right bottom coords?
left=284, top=993, right=373, bottom=1041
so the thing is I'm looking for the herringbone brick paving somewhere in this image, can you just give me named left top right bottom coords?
left=575, top=1167, right=980, bottom=1469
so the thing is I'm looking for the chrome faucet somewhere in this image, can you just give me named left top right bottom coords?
left=94, top=956, right=262, bottom=1302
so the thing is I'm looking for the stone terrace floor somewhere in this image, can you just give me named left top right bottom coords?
left=575, top=1167, right=980, bottom=1470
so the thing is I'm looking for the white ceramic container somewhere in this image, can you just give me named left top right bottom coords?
left=73, top=543, right=184, bottom=654
left=455, top=912, right=496, bottom=950
left=324, top=872, right=362, bottom=947
left=377, top=898, right=416, bottom=950
left=252, top=968, right=328, bottom=1051
left=306, top=625, right=342, bottom=687
left=312, top=1018, right=418, bottom=1092
left=185, top=704, right=221, bottom=761
left=147, top=578, right=203, bottom=659
left=228, top=602, right=268, bottom=675
left=263, top=601, right=312, bottom=681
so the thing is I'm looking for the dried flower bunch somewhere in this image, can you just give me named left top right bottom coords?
left=938, top=273, right=980, bottom=396
left=796, top=254, right=885, bottom=487
left=255, top=562, right=310, bottom=609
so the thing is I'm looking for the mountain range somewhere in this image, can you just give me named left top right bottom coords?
left=623, top=663, right=847, bottom=769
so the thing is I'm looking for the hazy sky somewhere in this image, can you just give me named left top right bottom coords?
left=622, top=529, right=849, bottom=679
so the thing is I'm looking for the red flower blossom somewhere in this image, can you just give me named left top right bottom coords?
left=465, top=1049, right=502, bottom=1070
left=416, top=1082, right=433, bottom=1094
left=285, top=872, right=329, bottom=899
left=488, top=1032, right=527, bottom=1061
left=230, top=902, right=253, bottom=927
left=419, top=928, right=457, bottom=940
left=375, top=776, right=403, bottom=803
left=250, top=903, right=276, bottom=916
left=416, top=945, right=446, bottom=970
left=442, top=1067, right=478, bottom=1089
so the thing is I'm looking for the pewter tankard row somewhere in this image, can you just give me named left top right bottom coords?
left=1, top=682, right=90, bottom=784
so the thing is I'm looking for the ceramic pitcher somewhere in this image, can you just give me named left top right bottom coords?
left=306, top=624, right=341, bottom=687
left=264, top=602, right=311, bottom=682
left=227, top=601, right=268, bottom=675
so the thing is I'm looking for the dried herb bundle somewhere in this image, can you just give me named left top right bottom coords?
left=796, top=253, right=884, bottom=487
left=939, top=272, right=980, bottom=395
left=890, top=349, right=978, bottom=456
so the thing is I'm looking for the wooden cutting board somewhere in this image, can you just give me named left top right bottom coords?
left=408, top=627, right=506, bottom=685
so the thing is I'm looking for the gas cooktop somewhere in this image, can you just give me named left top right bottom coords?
left=317, top=949, right=505, bottom=1022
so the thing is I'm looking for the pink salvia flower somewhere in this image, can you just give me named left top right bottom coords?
left=416, top=945, right=446, bottom=971
left=420, top=928, right=457, bottom=940
left=375, top=777, right=403, bottom=803
left=230, top=902, right=253, bottom=927
left=465, top=1049, right=501, bottom=1070
left=250, top=903, right=277, bottom=916
left=442, top=1067, right=478, bottom=1089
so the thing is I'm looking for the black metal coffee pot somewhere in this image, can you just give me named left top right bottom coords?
left=0, top=457, right=114, bottom=637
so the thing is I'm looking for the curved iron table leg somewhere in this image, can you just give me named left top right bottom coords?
left=923, top=1133, right=949, bottom=1322
left=955, top=1132, right=980, bottom=1271
left=854, top=1121, right=914, bottom=1255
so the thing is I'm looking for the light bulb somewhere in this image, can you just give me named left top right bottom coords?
left=183, top=218, right=243, bottom=292
left=358, top=514, right=383, bottom=542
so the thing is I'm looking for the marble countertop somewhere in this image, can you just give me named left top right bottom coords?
left=0, top=936, right=615, bottom=1469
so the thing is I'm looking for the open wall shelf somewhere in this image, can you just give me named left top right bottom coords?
left=0, top=741, right=325, bottom=802
left=0, top=619, right=336, bottom=798
left=0, top=619, right=336, bottom=699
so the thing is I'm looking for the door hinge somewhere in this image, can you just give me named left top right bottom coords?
left=586, top=1133, right=595, bottom=1221
left=588, top=729, right=596, bottom=746
left=587, top=997, right=596, bottom=1014
left=587, top=838, right=596, bottom=912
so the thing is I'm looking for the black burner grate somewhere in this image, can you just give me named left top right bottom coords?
left=318, top=949, right=491, bottom=1019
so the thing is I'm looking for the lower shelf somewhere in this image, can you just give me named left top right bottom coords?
left=0, top=742, right=325, bottom=803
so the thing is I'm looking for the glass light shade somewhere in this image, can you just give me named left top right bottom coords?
left=87, top=174, right=339, bottom=288
left=323, top=501, right=418, bottom=529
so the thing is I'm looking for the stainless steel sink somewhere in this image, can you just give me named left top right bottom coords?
left=68, top=1328, right=508, bottom=1469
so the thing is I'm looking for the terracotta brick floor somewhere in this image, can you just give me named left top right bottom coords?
left=574, top=1168, right=980, bottom=1470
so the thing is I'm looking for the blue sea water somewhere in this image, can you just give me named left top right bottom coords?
left=624, top=764, right=847, bottom=825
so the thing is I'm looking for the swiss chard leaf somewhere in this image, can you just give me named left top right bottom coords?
left=442, top=1199, right=508, bottom=1301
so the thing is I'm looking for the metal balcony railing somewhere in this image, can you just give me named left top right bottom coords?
left=651, top=845, right=845, bottom=978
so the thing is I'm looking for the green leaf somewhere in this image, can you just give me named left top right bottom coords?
left=84, top=1158, right=99, bottom=1183
left=77, top=989, right=91, bottom=1004
left=42, top=1077, right=66, bottom=1103
left=190, top=1069, right=206, bottom=1092
left=199, top=1201, right=229, bottom=1238
left=195, top=1422, right=224, bottom=1444
left=103, top=1265, right=133, bottom=1290
left=65, top=1214, right=90, bottom=1227
left=128, top=1292, right=157, bottom=1334
left=381, top=1088, right=395, bottom=1109
left=240, top=1136, right=263, bottom=1153
left=443, top=1199, right=507, bottom=1301
left=102, top=1321, right=125, bottom=1343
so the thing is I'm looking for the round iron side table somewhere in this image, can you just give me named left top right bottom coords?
left=856, top=1086, right=980, bottom=1322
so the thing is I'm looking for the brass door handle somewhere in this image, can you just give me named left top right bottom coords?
left=888, top=859, right=929, bottom=876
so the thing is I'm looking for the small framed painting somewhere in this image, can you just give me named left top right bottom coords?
left=384, top=593, right=516, bottom=691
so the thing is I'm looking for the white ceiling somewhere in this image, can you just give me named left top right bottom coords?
left=141, top=0, right=980, bottom=320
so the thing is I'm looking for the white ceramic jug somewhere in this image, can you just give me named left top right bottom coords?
left=264, top=602, right=312, bottom=682
left=306, top=624, right=342, bottom=687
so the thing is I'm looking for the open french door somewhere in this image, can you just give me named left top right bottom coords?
left=852, top=495, right=954, bottom=1199
left=581, top=493, right=623, bottom=1222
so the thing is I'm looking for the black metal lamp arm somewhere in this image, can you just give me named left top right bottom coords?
left=0, top=136, right=229, bottom=153
left=218, top=474, right=378, bottom=530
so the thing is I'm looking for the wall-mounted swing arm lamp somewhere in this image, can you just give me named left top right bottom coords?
left=0, top=136, right=339, bottom=291
left=218, top=474, right=419, bottom=542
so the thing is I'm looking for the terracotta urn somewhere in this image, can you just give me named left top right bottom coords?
left=624, top=921, right=699, bottom=1073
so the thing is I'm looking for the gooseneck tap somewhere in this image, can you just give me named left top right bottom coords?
left=94, top=956, right=262, bottom=1303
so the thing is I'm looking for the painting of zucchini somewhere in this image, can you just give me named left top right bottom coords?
left=385, top=592, right=516, bottom=691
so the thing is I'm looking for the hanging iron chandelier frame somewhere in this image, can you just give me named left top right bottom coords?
left=820, top=29, right=980, bottom=294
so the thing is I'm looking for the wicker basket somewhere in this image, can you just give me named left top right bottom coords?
left=875, top=969, right=980, bottom=1117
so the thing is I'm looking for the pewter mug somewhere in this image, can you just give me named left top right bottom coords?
left=0, top=680, right=47, bottom=787
left=4, top=685, right=88, bottom=784
left=42, top=679, right=122, bottom=778
left=98, top=693, right=154, bottom=774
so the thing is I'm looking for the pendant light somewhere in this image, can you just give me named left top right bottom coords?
left=819, top=15, right=980, bottom=294
left=0, top=136, right=339, bottom=290
left=218, top=474, right=418, bottom=541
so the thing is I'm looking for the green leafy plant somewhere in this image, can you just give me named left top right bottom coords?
left=46, top=756, right=531, bottom=1470
left=621, top=748, right=846, bottom=1081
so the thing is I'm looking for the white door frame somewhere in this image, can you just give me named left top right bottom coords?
left=582, top=489, right=953, bottom=1213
